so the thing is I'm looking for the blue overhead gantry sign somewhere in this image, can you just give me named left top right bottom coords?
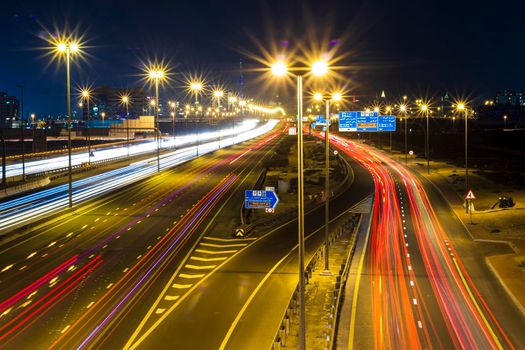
left=245, top=190, right=279, bottom=209
left=339, top=111, right=396, bottom=132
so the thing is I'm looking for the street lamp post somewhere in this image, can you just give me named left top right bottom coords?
left=56, top=41, right=80, bottom=208
left=121, top=95, right=130, bottom=157
left=271, top=58, right=329, bottom=350
left=314, top=91, right=341, bottom=274
left=457, top=103, right=469, bottom=214
left=421, top=104, right=430, bottom=174
left=170, top=101, right=176, bottom=149
left=148, top=69, right=165, bottom=172
left=81, top=89, right=91, bottom=163
left=399, top=104, right=407, bottom=164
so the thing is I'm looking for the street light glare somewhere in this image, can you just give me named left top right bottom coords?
left=332, top=92, right=342, bottom=102
left=456, top=103, right=465, bottom=110
left=311, top=60, right=329, bottom=77
left=421, top=104, right=428, bottom=111
left=213, top=90, right=224, bottom=98
left=399, top=104, right=407, bottom=112
left=271, top=61, right=288, bottom=77
left=70, top=43, right=79, bottom=52
left=313, top=92, right=323, bottom=101
left=81, top=90, right=89, bottom=98
left=57, top=43, right=67, bottom=52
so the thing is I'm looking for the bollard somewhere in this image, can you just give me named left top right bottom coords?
left=284, top=317, right=290, bottom=335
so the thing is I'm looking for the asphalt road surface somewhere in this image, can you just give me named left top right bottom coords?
left=333, top=134, right=525, bottom=350
left=0, top=125, right=282, bottom=349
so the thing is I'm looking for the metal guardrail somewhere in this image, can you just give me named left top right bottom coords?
left=271, top=214, right=360, bottom=349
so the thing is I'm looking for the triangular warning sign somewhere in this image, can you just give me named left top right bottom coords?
left=465, top=190, right=476, bottom=200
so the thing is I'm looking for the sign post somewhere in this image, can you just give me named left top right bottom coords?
left=465, top=189, right=476, bottom=224
left=245, top=190, right=279, bottom=209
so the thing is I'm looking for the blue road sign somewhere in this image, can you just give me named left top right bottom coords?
left=245, top=190, right=279, bottom=209
left=377, top=116, right=396, bottom=131
left=339, top=111, right=396, bottom=132
left=315, top=115, right=331, bottom=126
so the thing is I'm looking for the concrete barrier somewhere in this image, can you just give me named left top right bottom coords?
left=0, top=177, right=50, bottom=199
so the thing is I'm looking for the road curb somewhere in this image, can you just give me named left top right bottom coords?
left=485, top=256, right=525, bottom=317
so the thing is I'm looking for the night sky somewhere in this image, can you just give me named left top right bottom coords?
left=1, top=0, right=523, bottom=116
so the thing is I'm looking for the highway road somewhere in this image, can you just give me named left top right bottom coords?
left=0, top=120, right=277, bottom=233
left=3, top=119, right=261, bottom=178
left=122, top=139, right=375, bottom=350
left=0, top=122, right=281, bottom=349
left=332, top=135, right=525, bottom=350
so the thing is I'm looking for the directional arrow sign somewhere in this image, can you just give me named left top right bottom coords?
left=465, top=190, right=476, bottom=200
left=245, top=190, right=279, bottom=209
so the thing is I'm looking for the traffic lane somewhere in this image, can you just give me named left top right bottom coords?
left=0, top=161, right=231, bottom=349
left=222, top=155, right=374, bottom=350
left=0, top=156, right=218, bottom=294
left=94, top=136, right=282, bottom=350
left=0, top=144, right=264, bottom=348
left=132, top=155, right=374, bottom=350
left=412, top=169, right=525, bottom=346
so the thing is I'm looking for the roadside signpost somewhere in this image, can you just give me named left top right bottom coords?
left=465, top=189, right=475, bottom=224
left=315, top=115, right=332, bottom=126
left=245, top=190, right=279, bottom=209
left=339, top=111, right=397, bottom=132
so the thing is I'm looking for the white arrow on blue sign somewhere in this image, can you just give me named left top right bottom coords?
left=245, top=190, right=280, bottom=209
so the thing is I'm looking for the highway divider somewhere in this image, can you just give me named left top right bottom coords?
left=271, top=214, right=360, bottom=349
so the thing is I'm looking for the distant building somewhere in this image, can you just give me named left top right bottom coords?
left=0, top=91, right=19, bottom=128
left=495, top=90, right=525, bottom=106
left=81, top=86, right=149, bottom=120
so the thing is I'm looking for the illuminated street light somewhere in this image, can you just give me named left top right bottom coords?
left=271, top=61, right=287, bottom=76
left=399, top=104, right=408, bottom=163
left=52, top=38, right=82, bottom=208
left=147, top=66, right=166, bottom=172
left=456, top=101, right=470, bottom=215
left=312, top=90, right=344, bottom=275
left=121, top=94, right=131, bottom=156
left=269, top=56, right=331, bottom=350
left=420, top=104, right=430, bottom=174
left=311, top=60, right=329, bottom=77
left=80, top=88, right=92, bottom=163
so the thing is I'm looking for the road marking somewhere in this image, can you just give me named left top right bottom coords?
left=61, top=325, right=71, bottom=334
left=451, top=257, right=504, bottom=349
left=348, top=214, right=372, bottom=350
left=107, top=283, right=114, bottom=289
left=413, top=298, right=417, bottom=305
left=164, top=295, right=180, bottom=301
left=190, top=256, right=227, bottom=262
left=155, top=308, right=165, bottom=314
left=203, top=236, right=256, bottom=242
left=195, top=249, right=237, bottom=255
left=185, top=264, right=216, bottom=270
left=123, top=268, right=129, bottom=273
left=1, top=264, right=13, bottom=272
left=418, top=321, right=423, bottom=329
left=172, top=283, right=192, bottom=289
left=86, top=302, right=94, bottom=309
left=200, top=242, right=247, bottom=248
left=179, top=273, right=205, bottom=279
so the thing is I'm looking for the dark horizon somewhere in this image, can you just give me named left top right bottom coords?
left=1, top=0, right=524, bottom=116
